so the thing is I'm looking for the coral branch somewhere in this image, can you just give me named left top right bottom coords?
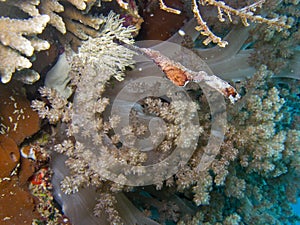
left=66, top=0, right=97, bottom=10
left=160, top=0, right=290, bottom=47
left=0, top=15, right=50, bottom=83
left=192, top=0, right=228, bottom=47
left=0, top=45, right=32, bottom=83
left=39, top=0, right=66, bottom=33
left=6, top=0, right=40, bottom=16
left=0, top=15, right=50, bottom=56
left=159, top=0, right=181, bottom=15
left=202, top=0, right=289, bottom=29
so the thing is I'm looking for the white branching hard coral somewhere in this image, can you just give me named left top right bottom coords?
left=66, top=0, right=97, bottom=11
left=39, top=0, right=66, bottom=33
left=5, top=0, right=40, bottom=16
left=0, top=15, right=50, bottom=56
left=0, top=0, right=133, bottom=84
left=39, top=0, right=103, bottom=35
left=0, top=15, right=50, bottom=83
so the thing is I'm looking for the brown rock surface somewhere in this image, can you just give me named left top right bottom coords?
left=0, top=176, right=39, bottom=225
left=0, top=82, right=42, bottom=224
left=0, top=82, right=40, bottom=145
left=0, top=135, right=19, bottom=178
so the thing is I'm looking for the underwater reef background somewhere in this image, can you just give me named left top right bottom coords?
left=0, top=0, right=299, bottom=225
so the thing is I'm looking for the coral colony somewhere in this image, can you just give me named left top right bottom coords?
left=0, top=0, right=299, bottom=225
